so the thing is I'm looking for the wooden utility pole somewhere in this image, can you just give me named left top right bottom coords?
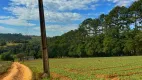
left=38, top=0, right=50, bottom=77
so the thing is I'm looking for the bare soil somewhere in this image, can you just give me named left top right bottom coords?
left=0, top=62, right=32, bottom=80
left=51, top=72, right=71, bottom=80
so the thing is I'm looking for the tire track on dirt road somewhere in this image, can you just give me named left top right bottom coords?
left=0, top=62, right=32, bottom=80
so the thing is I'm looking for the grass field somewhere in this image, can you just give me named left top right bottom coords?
left=6, top=42, right=20, bottom=46
left=0, top=61, right=12, bottom=74
left=23, top=56, right=142, bottom=80
left=0, top=42, right=20, bottom=48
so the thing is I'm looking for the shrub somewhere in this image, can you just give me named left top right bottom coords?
left=16, top=53, right=25, bottom=61
left=0, top=41, right=6, bottom=46
left=1, top=52, right=14, bottom=61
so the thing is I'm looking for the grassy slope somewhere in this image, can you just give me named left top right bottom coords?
left=0, top=42, right=20, bottom=48
left=6, top=42, right=20, bottom=46
left=0, top=61, right=12, bottom=74
left=24, top=56, right=142, bottom=80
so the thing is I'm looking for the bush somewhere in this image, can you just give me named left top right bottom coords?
left=16, top=53, right=25, bottom=61
left=1, top=52, right=14, bottom=61
left=0, top=41, right=6, bottom=46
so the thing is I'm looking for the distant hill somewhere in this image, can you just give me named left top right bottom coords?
left=0, top=33, right=31, bottom=43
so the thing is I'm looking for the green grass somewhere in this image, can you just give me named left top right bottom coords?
left=0, top=61, right=12, bottom=74
left=0, top=55, right=1, bottom=60
left=6, top=42, right=20, bottom=46
left=0, top=42, right=21, bottom=48
left=23, top=56, right=142, bottom=80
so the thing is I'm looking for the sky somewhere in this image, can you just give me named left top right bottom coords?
left=0, top=0, right=137, bottom=37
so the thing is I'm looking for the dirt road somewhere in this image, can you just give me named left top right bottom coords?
left=0, top=62, right=32, bottom=80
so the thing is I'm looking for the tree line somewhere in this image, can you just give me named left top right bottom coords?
left=0, top=33, right=33, bottom=61
left=0, top=36, right=42, bottom=60
left=0, top=33, right=31, bottom=44
left=47, top=0, right=142, bottom=57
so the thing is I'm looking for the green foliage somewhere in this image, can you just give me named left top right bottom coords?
left=47, top=0, right=141, bottom=57
left=0, top=0, right=142, bottom=58
left=21, top=37, right=42, bottom=59
left=0, top=33, right=31, bottom=43
left=0, top=40, right=6, bottom=46
left=16, top=53, right=25, bottom=60
left=0, top=55, right=1, bottom=60
left=1, top=52, right=14, bottom=61
left=134, top=31, right=142, bottom=54
left=76, top=44, right=85, bottom=57
left=123, top=39, right=135, bottom=54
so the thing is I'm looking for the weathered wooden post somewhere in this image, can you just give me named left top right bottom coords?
left=38, top=0, right=50, bottom=77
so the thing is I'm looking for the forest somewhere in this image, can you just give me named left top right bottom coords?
left=47, top=0, right=142, bottom=57
left=0, top=0, right=142, bottom=59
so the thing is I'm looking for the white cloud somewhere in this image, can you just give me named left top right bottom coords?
left=0, top=0, right=100, bottom=26
left=1, top=0, right=88, bottom=26
left=4, top=6, right=81, bottom=22
left=0, top=17, right=35, bottom=26
left=0, top=16, right=13, bottom=19
left=33, top=24, right=78, bottom=36
left=34, top=24, right=78, bottom=32
left=0, top=26, right=16, bottom=33
left=107, top=0, right=138, bottom=6
left=6, top=0, right=99, bottom=22
left=0, top=0, right=99, bottom=36
left=45, top=11, right=81, bottom=22
left=10, top=0, right=98, bottom=11
left=44, top=0, right=99, bottom=11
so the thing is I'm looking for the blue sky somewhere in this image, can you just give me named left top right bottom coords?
left=0, top=0, right=137, bottom=37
